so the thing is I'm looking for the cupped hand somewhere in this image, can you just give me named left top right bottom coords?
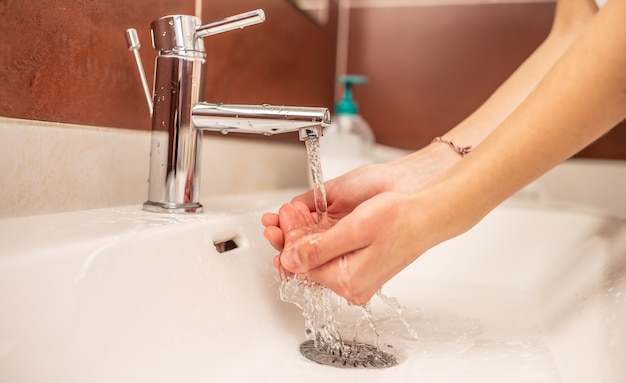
left=275, top=191, right=444, bottom=305
left=262, top=162, right=390, bottom=251
left=262, top=144, right=460, bottom=252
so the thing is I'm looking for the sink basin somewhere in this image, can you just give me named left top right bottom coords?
left=0, top=191, right=625, bottom=382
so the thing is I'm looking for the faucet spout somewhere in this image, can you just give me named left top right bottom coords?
left=129, top=10, right=331, bottom=214
left=192, top=103, right=330, bottom=139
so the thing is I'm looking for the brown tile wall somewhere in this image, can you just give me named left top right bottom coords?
left=0, top=0, right=338, bottom=139
left=346, top=3, right=626, bottom=159
left=1, top=1, right=623, bottom=159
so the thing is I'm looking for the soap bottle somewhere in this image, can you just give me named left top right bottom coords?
left=320, top=75, right=375, bottom=180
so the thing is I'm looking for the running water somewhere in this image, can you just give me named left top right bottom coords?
left=304, top=137, right=329, bottom=227
left=278, top=137, right=415, bottom=368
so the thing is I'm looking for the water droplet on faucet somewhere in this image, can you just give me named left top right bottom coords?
left=221, top=130, right=229, bottom=135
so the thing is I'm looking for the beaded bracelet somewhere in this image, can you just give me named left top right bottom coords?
left=432, top=136, right=472, bottom=157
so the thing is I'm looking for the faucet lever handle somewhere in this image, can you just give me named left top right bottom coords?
left=125, top=28, right=153, bottom=116
left=195, top=9, right=265, bottom=38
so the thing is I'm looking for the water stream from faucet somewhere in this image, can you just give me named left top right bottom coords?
left=304, top=137, right=330, bottom=228
left=278, top=137, right=412, bottom=368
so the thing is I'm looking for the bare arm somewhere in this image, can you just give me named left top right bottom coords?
left=431, top=0, right=626, bottom=236
left=386, top=0, right=600, bottom=195
left=442, top=0, right=599, bottom=146
left=275, top=0, right=626, bottom=305
left=279, top=0, right=600, bottom=208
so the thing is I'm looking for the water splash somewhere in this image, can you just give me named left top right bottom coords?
left=278, top=137, right=404, bottom=368
left=376, top=290, right=419, bottom=339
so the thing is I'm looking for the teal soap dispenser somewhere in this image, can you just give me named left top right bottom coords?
left=320, top=75, right=375, bottom=180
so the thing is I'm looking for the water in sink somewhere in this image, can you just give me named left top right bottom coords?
left=363, top=287, right=560, bottom=381
left=2, top=190, right=625, bottom=382
left=277, top=137, right=402, bottom=368
left=279, top=136, right=564, bottom=378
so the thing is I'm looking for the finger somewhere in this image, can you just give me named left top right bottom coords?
left=278, top=202, right=317, bottom=243
left=261, top=212, right=279, bottom=228
left=274, top=255, right=296, bottom=281
left=264, top=226, right=284, bottom=251
left=273, top=254, right=281, bottom=269
left=279, top=212, right=371, bottom=274
left=305, top=256, right=376, bottom=306
left=292, top=200, right=320, bottom=226
left=264, top=201, right=316, bottom=251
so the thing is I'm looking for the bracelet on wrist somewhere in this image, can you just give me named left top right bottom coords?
left=432, top=136, right=472, bottom=157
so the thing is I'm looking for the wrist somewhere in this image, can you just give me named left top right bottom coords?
left=384, top=140, right=463, bottom=193
left=431, top=136, right=472, bottom=157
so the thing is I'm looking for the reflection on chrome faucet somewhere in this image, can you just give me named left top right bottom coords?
left=126, top=10, right=330, bottom=213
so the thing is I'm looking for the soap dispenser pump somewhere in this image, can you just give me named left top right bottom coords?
left=320, top=75, right=375, bottom=180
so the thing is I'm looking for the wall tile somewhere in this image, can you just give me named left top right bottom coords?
left=345, top=3, right=626, bottom=159
left=0, top=0, right=337, bottom=136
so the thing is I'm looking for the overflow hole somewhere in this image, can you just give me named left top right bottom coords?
left=214, top=238, right=239, bottom=253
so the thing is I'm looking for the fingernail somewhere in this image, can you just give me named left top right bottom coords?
left=280, top=248, right=301, bottom=271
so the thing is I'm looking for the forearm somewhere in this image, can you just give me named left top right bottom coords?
left=386, top=30, right=587, bottom=194
left=426, top=0, right=626, bottom=238
left=443, top=0, right=597, bottom=147
left=387, top=1, right=598, bottom=193
left=385, top=25, right=584, bottom=193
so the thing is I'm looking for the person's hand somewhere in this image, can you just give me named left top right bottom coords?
left=268, top=200, right=332, bottom=280
left=274, top=190, right=457, bottom=305
left=262, top=162, right=388, bottom=252
left=262, top=143, right=460, bottom=251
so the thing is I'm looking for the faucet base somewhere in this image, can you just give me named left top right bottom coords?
left=143, top=201, right=203, bottom=214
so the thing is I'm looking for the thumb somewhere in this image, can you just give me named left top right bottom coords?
left=279, top=213, right=370, bottom=274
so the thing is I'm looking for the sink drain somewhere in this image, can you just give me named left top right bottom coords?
left=299, top=340, right=398, bottom=369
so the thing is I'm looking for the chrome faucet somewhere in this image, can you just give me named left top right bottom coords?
left=126, top=10, right=330, bottom=213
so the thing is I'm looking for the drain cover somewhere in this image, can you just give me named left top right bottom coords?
left=299, top=340, right=398, bottom=369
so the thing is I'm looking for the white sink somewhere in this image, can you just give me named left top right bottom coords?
left=1, top=192, right=625, bottom=382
